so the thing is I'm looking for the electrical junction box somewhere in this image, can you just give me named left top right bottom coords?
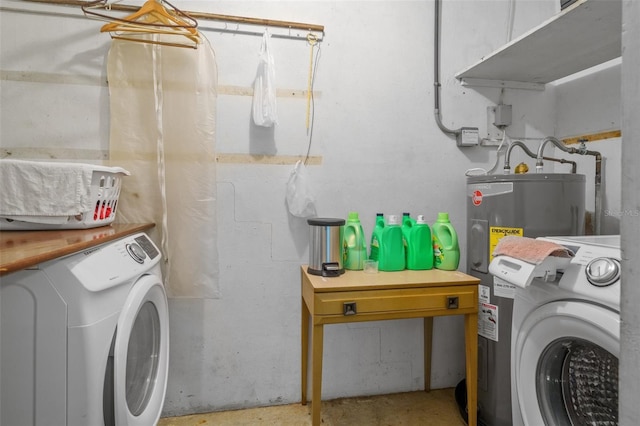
left=457, top=127, right=479, bottom=147
left=494, top=104, right=512, bottom=128
left=485, top=105, right=513, bottom=143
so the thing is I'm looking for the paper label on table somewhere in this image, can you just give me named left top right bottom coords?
left=479, top=302, right=498, bottom=341
left=493, top=277, right=516, bottom=299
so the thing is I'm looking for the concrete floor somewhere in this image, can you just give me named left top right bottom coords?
left=159, top=389, right=466, bottom=426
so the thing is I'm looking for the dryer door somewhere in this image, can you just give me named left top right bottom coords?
left=114, top=275, right=169, bottom=426
left=513, top=301, right=619, bottom=426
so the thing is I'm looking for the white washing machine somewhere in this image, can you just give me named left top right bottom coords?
left=490, top=235, right=620, bottom=426
left=0, top=232, right=169, bottom=426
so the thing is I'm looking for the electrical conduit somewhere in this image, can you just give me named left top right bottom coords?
left=433, top=0, right=461, bottom=138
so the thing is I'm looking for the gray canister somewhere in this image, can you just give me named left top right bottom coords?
left=307, top=218, right=345, bottom=277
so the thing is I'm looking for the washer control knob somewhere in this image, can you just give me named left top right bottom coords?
left=126, top=243, right=147, bottom=264
left=586, top=257, right=620, bottom=287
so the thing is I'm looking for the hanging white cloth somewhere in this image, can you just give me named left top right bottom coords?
left=107, top=34, right=219, bottom=299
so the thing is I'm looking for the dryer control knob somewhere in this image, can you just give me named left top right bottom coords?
left=126, top=243, right=147, bottom=264
left=586, top=257, right=620, bottom=287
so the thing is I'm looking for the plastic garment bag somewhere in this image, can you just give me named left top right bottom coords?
left=107, top=33, right=219, bottom=299
left=286, top=160, right=316, bottom=218
left=252, top=30, right=278, bottom=127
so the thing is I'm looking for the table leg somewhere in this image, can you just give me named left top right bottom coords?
left=465, top=312, right=478, bottom=426
left=423, top=317, right=433, bottom=392
left=301, top=298, right=310, bottom=405
left=311, top=323, right=324, bottom=426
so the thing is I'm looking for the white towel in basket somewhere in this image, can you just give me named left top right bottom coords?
left=0, top=159, right=96, bottom=217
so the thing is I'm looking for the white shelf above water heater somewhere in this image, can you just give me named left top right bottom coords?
left=455, top=0, right=622, bottom=90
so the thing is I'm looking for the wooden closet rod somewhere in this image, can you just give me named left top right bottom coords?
left=24, top=0, right=325, bottom=33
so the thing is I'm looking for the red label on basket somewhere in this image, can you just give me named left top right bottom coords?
left=472, top=190, right=483, bottom=206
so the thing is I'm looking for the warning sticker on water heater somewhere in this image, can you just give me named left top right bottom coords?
left=479, top=301, right=499, bottom=342
left=489, top=226, right=523, bottom=262
left=478, top=285, right=498, bottom=341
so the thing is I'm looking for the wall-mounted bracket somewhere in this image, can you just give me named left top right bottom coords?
left=460, top=78, right=544, bottom=92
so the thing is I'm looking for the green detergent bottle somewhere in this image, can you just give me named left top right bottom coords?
left=401, top=212, right=416, bottom=264
left=378, top=214, right=405, bottom=271
left=369, top=213, right=385, bottom=261
left=432, top=212, right=460, bottom=271
left=407, top=215, right=434, bottom=270
left=343, top=212, right=366, bottom=270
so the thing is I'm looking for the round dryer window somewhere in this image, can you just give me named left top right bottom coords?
left=126, top=300, right=161, bottom=415
left=537, top=337, right=618, bottom=426
left=114, top=275, right=169, bottom=426
left=512, top=300, right=619, bottom=426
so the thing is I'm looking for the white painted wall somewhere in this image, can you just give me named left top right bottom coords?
left=553, top=59, right=622, bottom=234
left=1, top=0, right=630, bottom=418
left=620, top=0, right=640, bottom=423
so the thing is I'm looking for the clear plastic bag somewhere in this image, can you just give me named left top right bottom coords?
left=286, top=160, right=316, bottom=217
left=252, top=30, right=278, bottom=127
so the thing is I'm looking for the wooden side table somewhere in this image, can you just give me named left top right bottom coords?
left=301, top=266, right=479, bottom=426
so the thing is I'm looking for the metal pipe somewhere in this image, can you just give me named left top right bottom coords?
left=504, top=141, right=536, bottom=173
left=587, top=148, right=603, bottom=235
left=554, top=158, right=578, bottom=174
left=433, top=0, right=460, bottom=137
left=535, top=136, right=580, bottom=172
left=536, top=136, right=603, bottom=235
left=504, top=140, right=577, bottom=174
left=28, top=0, right=326, bottom=33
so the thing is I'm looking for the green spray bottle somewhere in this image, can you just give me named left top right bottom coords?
left=432, top=212, right=460, bottom=271
left=343, top=212, right=366, bottom=270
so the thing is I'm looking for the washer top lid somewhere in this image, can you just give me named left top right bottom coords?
left=307, top=218, right=345, bottom=226
left=541, top=235, right=620, bottom=250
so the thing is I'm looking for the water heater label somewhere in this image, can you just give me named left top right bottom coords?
left=479, top=301, right=498, bottom=342
left=494, top=276, right=516, bottom=299
left=478, top=284, right=490, bottom=303
left=489, top=226, right=523, bottom=261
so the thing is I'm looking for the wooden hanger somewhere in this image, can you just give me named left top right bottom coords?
left=83, top=0, right=200, bottom=48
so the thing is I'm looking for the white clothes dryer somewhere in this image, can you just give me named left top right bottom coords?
left=1, top=232, right=169, bottom=426
left=493, top=235, right=620, bottom=426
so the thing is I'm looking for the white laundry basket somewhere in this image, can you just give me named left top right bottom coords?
left=0, top=160, right=130, bottom=230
